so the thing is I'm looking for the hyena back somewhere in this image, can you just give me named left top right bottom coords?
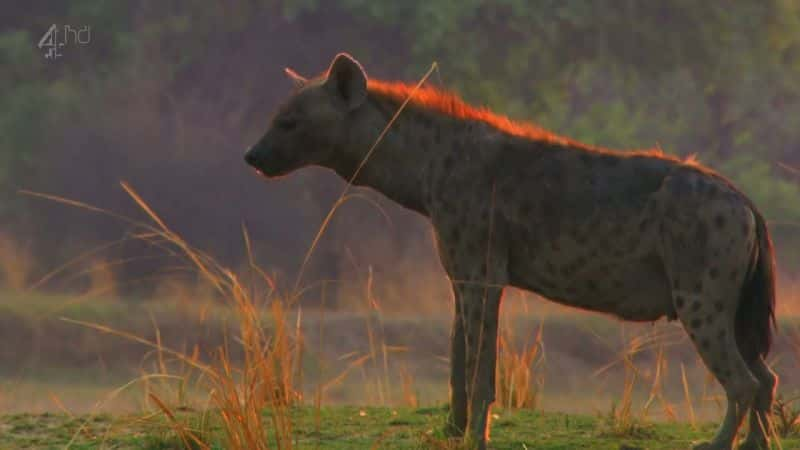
left=245, top=53, right=777, bottom=450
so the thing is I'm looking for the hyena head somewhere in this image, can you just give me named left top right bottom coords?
left=244, top=53, right=368, bottom=177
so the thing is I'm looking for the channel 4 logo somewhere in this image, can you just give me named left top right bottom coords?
left=38, top=24, right=91, bottom=60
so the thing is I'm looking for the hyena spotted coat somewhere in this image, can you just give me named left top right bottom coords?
left=245, top=53, right=778, bottom=450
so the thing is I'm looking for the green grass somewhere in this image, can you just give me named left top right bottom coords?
left=2, top=406, right=798, bottom=449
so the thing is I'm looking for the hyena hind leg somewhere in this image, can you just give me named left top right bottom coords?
left=673, top=290, right=759, bottom=450
left=739, top=357, right=778, bottom=450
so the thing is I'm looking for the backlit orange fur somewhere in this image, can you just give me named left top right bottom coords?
left=367, top=79, right=702, bottom=167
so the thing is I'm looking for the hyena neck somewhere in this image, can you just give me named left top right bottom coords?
left=326, top=94, right=449, bottom=217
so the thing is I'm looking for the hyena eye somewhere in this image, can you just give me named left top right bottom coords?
left=276, top=117, right=298, bottom=131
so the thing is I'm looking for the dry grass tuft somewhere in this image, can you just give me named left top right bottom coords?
left=495, top=321, right=545, bottom=410
left=27, top=183, right=303, bottom=449
left=0, top=231, right=34, bottom=290
left=773, top=393, right=800, bottom=438
left=593, top=328, right=674, bottom=438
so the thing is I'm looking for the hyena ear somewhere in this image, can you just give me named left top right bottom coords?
left=324, top=53, right=367, bottom=111
left=284, top=67, right=308, bottom=89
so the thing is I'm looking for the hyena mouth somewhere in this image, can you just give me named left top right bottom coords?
left=244, top=146, right=293, bottom=178
left=244, top=147, right=258, bottom=165
left=244, top=147, right=268, bottom=176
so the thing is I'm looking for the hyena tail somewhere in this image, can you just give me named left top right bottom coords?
left=736, top=208, right=777, bottom=363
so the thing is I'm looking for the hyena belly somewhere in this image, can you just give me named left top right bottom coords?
left=508, top=237, right=675, bottom=321
left=505, top=197, right=675, bottom=321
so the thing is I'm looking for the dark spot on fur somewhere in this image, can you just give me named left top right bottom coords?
left=598, top=155, right=619, bottom=167
left=418, top=114, right=434, bottom=128
left=675, top=296, right=685, bottom=308
left=691, top=301, right=702, bottom=312
left=709, top=267, right=719, bottom=279
left=669, top=176, right=693, bottom=195
left=691, top=318, right=702, bottom=329
left=545, top=262, right=556, bottom=275
left=665, top=205, right=678, bottom=220
left=714, top=214, right=726, bottom=229
left=443, top=155, right=454, bottom=170
left=587, top=280, right=598, bottom=291
left=695, top=222, right=709, bottom=246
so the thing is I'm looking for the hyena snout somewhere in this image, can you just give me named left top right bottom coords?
left=244, top=146, right=260, bottom=167
left=244, top=143, right=293, bottom=177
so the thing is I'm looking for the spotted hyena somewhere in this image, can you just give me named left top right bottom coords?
left=245, top=53, right=777, bottom=450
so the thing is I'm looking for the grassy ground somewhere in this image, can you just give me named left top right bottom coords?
left=2, top=406, right=798, bottom=449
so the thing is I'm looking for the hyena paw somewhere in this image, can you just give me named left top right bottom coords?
left=737, top=437, right=768, bottom=450
left=692, top=441, right=732, bottom=450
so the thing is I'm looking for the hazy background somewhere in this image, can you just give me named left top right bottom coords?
left=2, top=1, right=800, bottom=416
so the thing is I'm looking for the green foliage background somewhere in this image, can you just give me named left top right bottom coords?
left=3, top=0, right=800, bottom=274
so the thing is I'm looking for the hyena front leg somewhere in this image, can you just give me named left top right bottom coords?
left=445, top=288, right=467, bottom=436
left=458, top=282, right=502, bottom=450
left=432, top=198, right=508, bottom=448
